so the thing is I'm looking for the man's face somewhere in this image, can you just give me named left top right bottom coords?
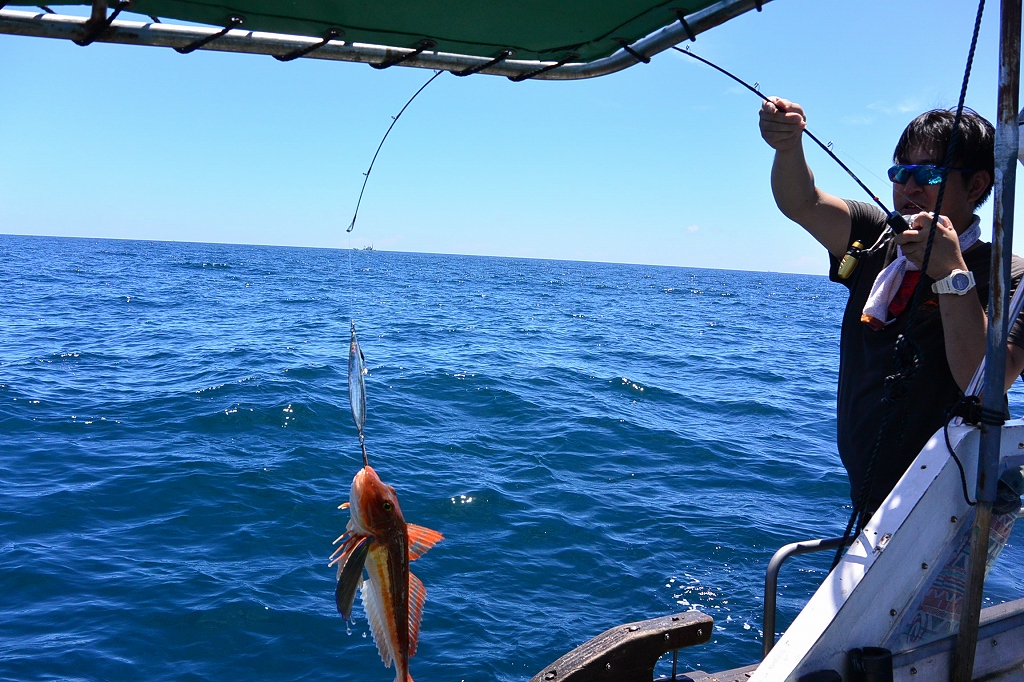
left=892, top=146, right=985, bottom=232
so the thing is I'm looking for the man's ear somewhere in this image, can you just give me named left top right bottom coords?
left=967, top=170, right=993, bottom=205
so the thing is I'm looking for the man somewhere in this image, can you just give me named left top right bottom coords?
left=759, top=98, right=1023, bottom=645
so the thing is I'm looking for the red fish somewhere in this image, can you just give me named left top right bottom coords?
left=330, top=466, right=443, bottom=682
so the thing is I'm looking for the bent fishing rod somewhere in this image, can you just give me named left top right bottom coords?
left=672, top=45, right=910, bottom=240
left=347, top=70, right=444, bottom=234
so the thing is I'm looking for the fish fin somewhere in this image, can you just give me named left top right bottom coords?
left=328, top=532, right=360, bottom=565
left=334, top=537, right=370, bottom=620
left=408, top=571, right=427, bottom=657
left=406, top=524, right=443, bottom=561
left=340, top=502, right=350, bottom=510
left=362, top=574, right=395, bottom=669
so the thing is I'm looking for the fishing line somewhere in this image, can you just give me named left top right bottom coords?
left=346, top=69, right=445, bottom=234
left=345, top=70, right=445, bottom=468
left=828, top=141, right=921, bottom=213
left=671, top=45, right=909, bottom=234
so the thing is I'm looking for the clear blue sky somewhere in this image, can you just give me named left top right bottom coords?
left=2, top=0, right=1021, bottom=274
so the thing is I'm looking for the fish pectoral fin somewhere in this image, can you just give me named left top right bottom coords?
left=335, top=537, right=370, bottom=620
left=408, top=571, right=427, bottom=657
left=406, top=524, right=443, bottom=561
left=340, top=502, right=350, bottom=510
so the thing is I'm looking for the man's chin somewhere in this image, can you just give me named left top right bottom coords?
left=898, top=203, right=928, bottom=216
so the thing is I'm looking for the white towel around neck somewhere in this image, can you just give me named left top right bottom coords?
left=860, top=214, right=981, bottom=328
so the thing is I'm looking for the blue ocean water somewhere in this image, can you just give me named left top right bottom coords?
left=1, top=234, right=1021, bottom=681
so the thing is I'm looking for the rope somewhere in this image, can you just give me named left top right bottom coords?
left=73, top=0, right=130, bottom=47
left=618, top=40, right=650, bottom=64
left=372, top=39, right=435, bottom=70
left=673, top=11, right=696, bottom=42
left=453, top=49, right=514, bottom=77
left=903, top=0, right=986, bottom=338
left=175, top=15, right=243, bottom=54
left=347, top=70, right=444, bottom=234
left=508, top=52, right=577, bottom=82
left=946, top=423, right=978, bottom=507
left=831, top=0, right=987, bottom=570
left=274, top=28, right=343, bottom=62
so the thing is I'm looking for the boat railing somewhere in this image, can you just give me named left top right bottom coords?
left=762, top=536, right=852, bottom=659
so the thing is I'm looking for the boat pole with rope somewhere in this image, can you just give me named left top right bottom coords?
left=952, top=0, right=1021, bottom=679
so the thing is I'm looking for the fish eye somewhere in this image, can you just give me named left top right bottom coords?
left=382, top=501, right=393, bottom=511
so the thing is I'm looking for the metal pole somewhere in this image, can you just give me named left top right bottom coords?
left=951, top=1, right=1020, bottom=679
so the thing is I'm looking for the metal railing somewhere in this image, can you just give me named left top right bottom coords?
left=762, top=536, right=851, bottom=659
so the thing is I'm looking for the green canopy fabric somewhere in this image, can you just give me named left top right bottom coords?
left=20, top=1, right=722, bottom=61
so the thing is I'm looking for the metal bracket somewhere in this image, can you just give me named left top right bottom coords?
left=274, top=27, right=343, bottom=62
left=529, top=611, right=712, bottom=682
left=174, top=14, right=243, bottom=54
left=372, top=39, right=435, bottom=69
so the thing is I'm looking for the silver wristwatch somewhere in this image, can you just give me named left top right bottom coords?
left=931, top=269, right=976, bottom=295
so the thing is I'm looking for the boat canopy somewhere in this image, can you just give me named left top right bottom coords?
left=0, top=0, right=769, bottom=79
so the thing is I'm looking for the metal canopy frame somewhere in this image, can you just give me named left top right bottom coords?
left=0, top=0, right=769, bottom=79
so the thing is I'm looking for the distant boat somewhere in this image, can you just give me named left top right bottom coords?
left=362, top=245, right=374, bottom=252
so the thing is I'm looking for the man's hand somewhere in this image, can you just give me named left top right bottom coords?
left=761, top=96, right=851, bottom=257
left=759, top=97, right=806, bottom=152
left=895, top=213, right=967, bottom=281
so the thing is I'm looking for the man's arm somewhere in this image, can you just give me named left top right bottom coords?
left=760, top=97, right=852, bottom=258
left=938, top=293, right=1024, bottom=392
left=897, top=213, right=1024, bottom=391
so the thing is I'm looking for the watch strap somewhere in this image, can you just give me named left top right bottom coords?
left=931, top=269, right=975, bottom=295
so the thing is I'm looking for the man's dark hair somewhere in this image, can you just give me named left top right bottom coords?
left=893, top=108, right=995, bottom=207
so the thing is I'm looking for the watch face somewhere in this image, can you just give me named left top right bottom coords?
left=952, top=273, right=970, bottom=291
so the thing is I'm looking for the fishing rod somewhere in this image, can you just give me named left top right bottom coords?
left=672, top=45, right=910, bottom=238
left=347, top=69, right=445, bottom=234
